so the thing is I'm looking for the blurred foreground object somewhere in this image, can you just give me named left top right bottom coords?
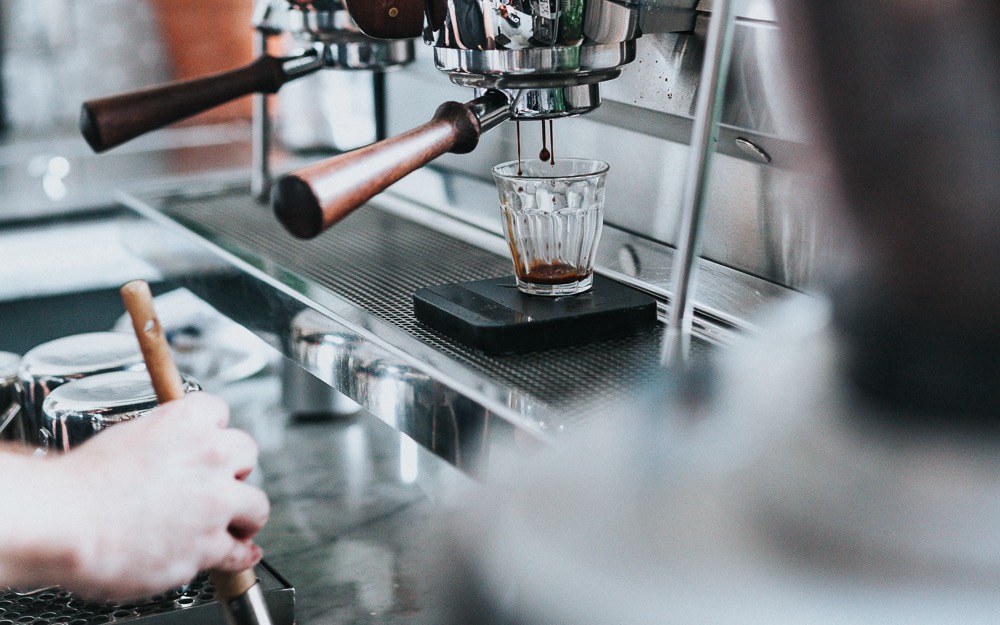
left=434, top=296, right=1000, bottom=624
left=428, top=1, right=1000, bottom=622
left=784, top=1, right=1000, bottom=421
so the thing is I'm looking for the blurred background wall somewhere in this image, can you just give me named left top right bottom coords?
left=0, top=0, right=252, bottom=135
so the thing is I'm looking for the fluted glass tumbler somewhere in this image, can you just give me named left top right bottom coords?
left=492, top=158, right=609, bottom=296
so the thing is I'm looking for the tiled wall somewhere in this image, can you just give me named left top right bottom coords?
left=1, top=0, right=169, bottom=133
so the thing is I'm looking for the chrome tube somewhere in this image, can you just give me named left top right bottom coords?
left=662, top=0, right=738, bottom=367
left=251, top=30, right=273, bottom=202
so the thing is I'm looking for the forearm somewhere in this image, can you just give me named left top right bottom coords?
left=0, top=449, right=87, bottom=592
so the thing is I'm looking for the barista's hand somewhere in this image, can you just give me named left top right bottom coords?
left=0, top=392, right=269, bottom=602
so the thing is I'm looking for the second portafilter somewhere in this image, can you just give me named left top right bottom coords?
left=79, top=0, right=415, bottom=153
left=272, top=0, right=643, bottom=239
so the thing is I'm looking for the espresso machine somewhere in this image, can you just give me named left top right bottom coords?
left=270, top=0, right=646, bottom=239
left=78, top=0, right=788, bottom=476
left=268, top=0, right=729, bottom=359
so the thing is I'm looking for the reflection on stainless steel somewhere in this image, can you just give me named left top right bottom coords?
left=251, top=29, right=274, bottom=201
left=317, top=37, right=416, bottom=70
left=220, top=582, right=273, bottom=625
left=734, top=136, right=770, bottom=163
left=118, top=185, right=793, bottom=474
left=17, top=332, right=145, bottom=447
left=431, top=10, right=636, bottom=119
left=601, top=11, right=806, bottom=141
left=0, top=352, right=23, bottom=442
left=422, top=0, right=696, bottom=118
left=40, top=370, right=200, bottom=452
left=435, top=43, right=633, bottom=85
left=466, top=91, right=513, bottom=132
left=284, top=309, right=362, bottom=418
left=504, top=83, right=602, bottom=118
left=0, top=403, right=21, bottom=442
left=585, top=0, right=641, bottom=44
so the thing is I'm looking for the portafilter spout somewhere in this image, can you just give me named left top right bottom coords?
left=272, top=89, right=510, bottom=239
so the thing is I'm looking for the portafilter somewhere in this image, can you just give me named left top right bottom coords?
left=79, top=0, right=415, bottom=153
left=272, top=0, right=646, bottom=239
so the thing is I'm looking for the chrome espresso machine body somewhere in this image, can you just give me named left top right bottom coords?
left=269, top=0, right=700, bottom=237
left=88, top=0, right=822, bottom=475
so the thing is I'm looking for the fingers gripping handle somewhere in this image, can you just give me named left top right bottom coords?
left=119, top=280, right=272, bottom=625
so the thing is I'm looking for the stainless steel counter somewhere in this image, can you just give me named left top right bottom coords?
left=0, top=125, right=306, bottom=303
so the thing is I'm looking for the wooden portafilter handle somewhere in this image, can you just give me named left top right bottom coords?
left=81, top=52, right=320, bottom=153
left=272, top=89, right=511, bottom=239
left=119, top=280, right=272, bottom=625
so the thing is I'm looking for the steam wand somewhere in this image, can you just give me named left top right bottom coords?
left=661, top=0, right=738, bottom=368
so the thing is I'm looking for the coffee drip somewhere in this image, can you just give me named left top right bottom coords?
left=515, top=120, right=557, bottom=175
left=539, top=121, right=553, bottom=164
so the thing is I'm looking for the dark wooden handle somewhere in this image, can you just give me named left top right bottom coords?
left=81, top=55, right=289, bottom=153
left=119, top=279, right=265, bottom=609
left=273, top=100, right=481, bottom=239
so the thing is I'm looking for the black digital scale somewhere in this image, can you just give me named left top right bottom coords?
left=414, top=275, right=658, bottom=354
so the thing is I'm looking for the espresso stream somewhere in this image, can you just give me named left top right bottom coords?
left=515, top=120, right=557, bottom=175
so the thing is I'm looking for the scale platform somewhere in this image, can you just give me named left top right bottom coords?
left=414, top=275, right=658, bottom=354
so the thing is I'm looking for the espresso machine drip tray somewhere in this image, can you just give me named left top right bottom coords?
left=117, top=183, right=784, bottom=473
left=414, top=275, right=657, bottom=354
left=0, top=562, right=294, bottom=625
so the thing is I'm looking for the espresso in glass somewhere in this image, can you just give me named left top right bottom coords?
left=492, top=158, right=609, bottom=296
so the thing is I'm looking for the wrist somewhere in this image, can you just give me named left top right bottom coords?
left=0, top=451, right=92, bottom=592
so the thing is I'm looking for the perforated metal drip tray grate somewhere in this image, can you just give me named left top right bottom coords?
left=0, top=562, right=294, bottom=625
left=122, top=186, right=724, bottom=459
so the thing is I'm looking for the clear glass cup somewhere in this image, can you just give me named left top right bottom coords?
left=492, top=158, right=609, bottom=296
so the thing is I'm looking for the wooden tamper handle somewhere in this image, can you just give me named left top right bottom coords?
left=272, top=90, right=510, bottom=239
left=81, top=53, right=319, bottom=153
left=120, top=280, right=272, bottom=625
